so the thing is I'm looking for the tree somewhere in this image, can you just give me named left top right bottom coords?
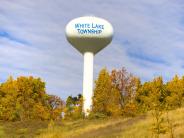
left=166, top=75, right=184, bottom=108
left=111, top=68, right=129, bottom=108
left=48, top=95, right=64, bottom=120
left=111, top=68, right=140, bottom=116
left=0, top=76, right=64, bottom=121
left=16, top=76, right=49, bottom=120
left=64, top=94, right=83, bottom=119
left=136, top=76, right=166, bottom=111
left=135, top=77, right=167, bottom=136
left=0, top=76, right=18, bottom=121
left=92, top=68, right=121, bottom=116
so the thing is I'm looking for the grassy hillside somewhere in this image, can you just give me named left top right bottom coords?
left=0, top=108, right=184, bottom=138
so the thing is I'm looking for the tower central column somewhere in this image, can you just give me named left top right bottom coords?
left=83, top=52, right=94, bottom=116
left=65, top=16, right=113, bottom=117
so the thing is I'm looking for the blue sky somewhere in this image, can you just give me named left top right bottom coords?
left=1, top=0, right=184, bottom=99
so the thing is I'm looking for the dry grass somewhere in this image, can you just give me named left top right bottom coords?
left=0, top=126, right=5, bottom=138
left=37, top=108, right=184, bottom=138
left=0, top=120, right=49, bottom=138
left=120, top=108, right=184, bottom=138
left=0, top=108, right=184, bottom=138
left=36, top=116, right=146, bottom=138
left=36, top=118, right=130, bottom=138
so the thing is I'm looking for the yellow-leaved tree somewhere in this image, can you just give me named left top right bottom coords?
left=166, top=75, right=184, bottom=108
left=92, top=68, right=121, bottom=117
left=0, top=76, right=64, bottom=121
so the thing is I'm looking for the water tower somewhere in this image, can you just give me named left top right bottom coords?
left=65, top=16, right=113, bottom=116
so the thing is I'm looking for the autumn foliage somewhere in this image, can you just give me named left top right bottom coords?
left=1, top=67, right=184, bottom=121
left=91, top=68, right=139, bottom=117
left=0, top=76, right=63, bottom=121
left=91, top=68, right=184, bottom=118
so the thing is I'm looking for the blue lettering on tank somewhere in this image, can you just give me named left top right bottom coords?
left=75, top=23, right=104, bottom=35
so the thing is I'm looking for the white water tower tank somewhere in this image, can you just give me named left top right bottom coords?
left=65, top=16, right=113, bottom=116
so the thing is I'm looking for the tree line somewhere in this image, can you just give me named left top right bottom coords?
left=65, top=68, right=184, bottom=119
left=0, top=67, right=184, bottom=121
left=0, top=76, right=63, bottom=121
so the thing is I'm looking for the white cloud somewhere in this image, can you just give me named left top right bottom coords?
left=1, top=0, right=184, bottom=99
